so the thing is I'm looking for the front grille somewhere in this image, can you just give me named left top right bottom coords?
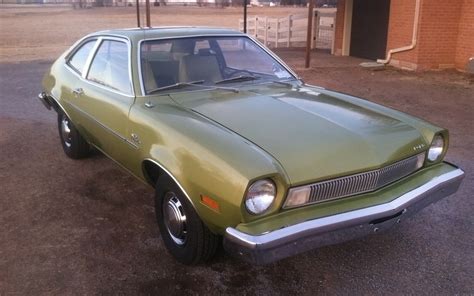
left=289, top=153, right=425, bottom=207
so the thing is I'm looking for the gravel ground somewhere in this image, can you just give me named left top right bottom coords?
left=0, top=49, right=473, bottom=295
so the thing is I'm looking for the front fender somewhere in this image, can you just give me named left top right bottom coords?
left=130, top=96, right=289, bottom=234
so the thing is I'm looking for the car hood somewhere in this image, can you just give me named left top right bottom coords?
left=170, top=84, right=429, bottom=185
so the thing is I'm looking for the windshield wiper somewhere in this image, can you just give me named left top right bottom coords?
left=215, top=75, right=258, bottom=85
left=147, top=80, right=204, bottom=94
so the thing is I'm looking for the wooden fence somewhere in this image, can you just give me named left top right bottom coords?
left=239, top=10, right=336, bottom=52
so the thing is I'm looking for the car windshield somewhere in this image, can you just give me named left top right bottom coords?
left=140, top=36, right=294, bottom=94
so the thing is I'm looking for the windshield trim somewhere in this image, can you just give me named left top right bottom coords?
left=137, top=34, right=300, bottom=96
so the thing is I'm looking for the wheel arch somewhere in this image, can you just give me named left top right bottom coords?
left=142, top=157, right=228, bottom=235
left=45, top=93, right=72, bottom=120
left=141, top=158, right=197, bottom=209
left=142, top=158, right=165, bottom=187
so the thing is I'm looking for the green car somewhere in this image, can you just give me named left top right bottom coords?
left=39, top=27, right=464, bottom=265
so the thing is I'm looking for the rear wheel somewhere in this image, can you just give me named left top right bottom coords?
left=155, top=176, right=219, bottom=265
left=57, top=112, right=90, bottom=159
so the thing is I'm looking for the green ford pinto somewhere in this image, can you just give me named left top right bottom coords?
left=39, top=27, right=464, bottom=265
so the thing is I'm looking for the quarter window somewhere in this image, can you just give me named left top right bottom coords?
left=67, top=40, right=96, bottom=74
left=87, top=40, right=132, bottom=95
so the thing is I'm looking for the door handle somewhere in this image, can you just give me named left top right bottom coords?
left=72, top=88, right=84, bottom=96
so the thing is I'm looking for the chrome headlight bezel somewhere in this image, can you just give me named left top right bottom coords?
left=245, top=179, right=276, bottom=215
left=427, top=134, right=445, bottom=163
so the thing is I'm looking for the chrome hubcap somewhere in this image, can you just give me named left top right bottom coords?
left=163, top=192, right=187, bottom=246
left=61, top=117, right=72, bottom=148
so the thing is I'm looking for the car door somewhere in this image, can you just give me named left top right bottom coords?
left=70, top=37, right=137, bottom=165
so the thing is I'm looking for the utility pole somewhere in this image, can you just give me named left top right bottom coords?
left=305, top=0, right=314, bottom=68
left=243, top=0, right=247, bottom=33
left=145, top=0, right=151, bottom=27
left=136, top=0, right=140, bottom=27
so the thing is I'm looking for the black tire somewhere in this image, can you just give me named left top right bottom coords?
left=57, top=112, right=90, bottom=159
left=155, top=176, right=219, bottom=265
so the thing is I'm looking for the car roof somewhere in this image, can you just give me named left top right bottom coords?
left=92, top=27, right=245, bottom=43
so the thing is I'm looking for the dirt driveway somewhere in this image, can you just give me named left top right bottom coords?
left=1, top=48, right=473, bottom=295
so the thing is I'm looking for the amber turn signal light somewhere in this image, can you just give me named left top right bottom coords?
left=201, top=195, right=220, bottom=212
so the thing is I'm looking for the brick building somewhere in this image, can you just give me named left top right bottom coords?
left=333, top=0, right=474, bottom=72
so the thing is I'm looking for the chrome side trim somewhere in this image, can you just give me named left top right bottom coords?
left=225, top=168, right=464, bottom=248
left=65, top=101, right=139, bottom=150
left=143, top=158, right=196, bottom=208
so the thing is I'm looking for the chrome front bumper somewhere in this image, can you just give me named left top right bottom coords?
left=223, top=166, right=465, bottom=265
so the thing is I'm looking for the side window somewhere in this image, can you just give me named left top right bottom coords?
left=67, top=40, right=96, bottom=74
left=87, top=40, right=132, bottom=95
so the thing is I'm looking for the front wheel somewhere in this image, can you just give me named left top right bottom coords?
left=57, top=112, right=90, bottom=159
left=155, top=176, right=219, bottom=265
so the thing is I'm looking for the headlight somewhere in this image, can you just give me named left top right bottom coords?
left=427, top=134, right=445, bottom=162
left=245, top=179, right=276, bottom=214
